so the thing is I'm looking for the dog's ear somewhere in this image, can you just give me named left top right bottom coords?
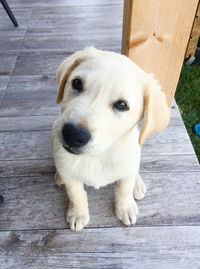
left=56, top=47, right=96, bottom=104
left=139, top=75, right=170, bottom=145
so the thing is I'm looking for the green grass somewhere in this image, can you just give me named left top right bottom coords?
left=175, top=64, right=200, bottom=163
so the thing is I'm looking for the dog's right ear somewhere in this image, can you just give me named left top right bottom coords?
left=56, top=47, right=96, bottom=104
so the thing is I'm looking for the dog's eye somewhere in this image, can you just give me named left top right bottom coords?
left=72, top=78, right=83, bottom=92
left=113, top=99, right=129, bottom=111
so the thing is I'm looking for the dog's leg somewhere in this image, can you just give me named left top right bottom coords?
left=133, top=174, right=146, bottom=200
left=64, top=178, right=90, bottom=232
left=114, top=176, right=138, bottom=226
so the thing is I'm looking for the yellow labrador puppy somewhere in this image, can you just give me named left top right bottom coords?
left=52, top=47, right=170, bottom=232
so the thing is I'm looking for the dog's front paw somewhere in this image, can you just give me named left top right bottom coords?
left=66, top=207, right=90, bottom=232
left=133, top=175, right=146, bottom=200
left=115, top=199, right=138, bottom=226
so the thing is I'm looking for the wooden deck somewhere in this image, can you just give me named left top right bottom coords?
left=0, top=1, right=200, bottom=268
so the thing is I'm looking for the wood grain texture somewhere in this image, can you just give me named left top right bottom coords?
left=0, top=51, right=18, bottom=75
left=22, top=33, right=121, bottom=50
left=0, top=76, right=9, bottom=92
left=185, top=1, right=200, bottom=57
left=0, top=30, right=25, bottom=50
left=0, top=226, right=200, bottom=269
left=121, top=0, right=132, bottom=55
left=12, top=50, right=71, bottom=75
left=35, top=0, right=123, bottom=7
left=0, top=91, right=59, bottom=116
left=122, top=0, right=199, bottom=105
left=0, top=75, right=58, bottom=116
left=5, top=0, right=36, bottom=8
left=7, top=0, right=122, bottom=8
left=0, top=76, right=9, bottom=105
left=140, top=155, right=200, bottom=172
left=0, top=93, right=4, bottom=105
left=27, top=17, right=122, bottom=35
left=0, top=159, right=55, bottom=178
left=31, top=5, right=123, bottom=19
left=0, top=172, right=200, bottom=230
left=7, top=75, right=57, bottom=92
left=0, top=115, right=57, bottom=131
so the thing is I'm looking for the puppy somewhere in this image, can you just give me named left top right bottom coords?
left=52, top=47, right=170, bottom=232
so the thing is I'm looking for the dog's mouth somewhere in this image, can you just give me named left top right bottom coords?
left=62, top=144, right=80, bottom=155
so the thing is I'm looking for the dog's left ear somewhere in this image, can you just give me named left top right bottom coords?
left=139, top=75, right=171, bottom=145
left=56, top=47, right=97, bottom=104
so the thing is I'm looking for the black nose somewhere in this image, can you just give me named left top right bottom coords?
left=62, top=123, right=91, bottom=148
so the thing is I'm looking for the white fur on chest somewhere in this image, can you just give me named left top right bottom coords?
left=53, top=126, right=141, bottom=189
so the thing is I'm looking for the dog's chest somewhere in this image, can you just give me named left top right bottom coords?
left=65, top=150, right=140, bottom=189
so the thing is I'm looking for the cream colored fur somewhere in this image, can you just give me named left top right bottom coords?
left=52, top=47, right=170, bottom=231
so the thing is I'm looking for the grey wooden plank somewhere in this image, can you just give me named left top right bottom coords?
left=0, top=172, right=200, bottom=230
left=0, top=8, right=33, bottom=30
left=0, top=51, right=18, bottom=75
left=142, top=124, right=196, bottom=155
left=12, top=50, right=71, bottom=75
left=22, top=33, right=121, bottom=50
left=35, top=0, right=123, bottom=7
left=0, top=30, right=25, bottom=50
left=4, top=0, right=36, bottom=8
left=27, top=17, right=122, bottom=34
left=0, top=131, right=52, bottom=160
left=0, top=115, right=57, bottom=131
left=0, top=91, right=59, bottom=116
left=0, top=76, right=9, bottom=92
left=0, top=75, right=58, bottom=116
left=7, top=0, right=122, bottom=8
left=0, top=115, right=56, bottom=131
left=31, top=5, right=123, bottom=19
left=0, top=155, right=199, bottom=178
left=6, top=74, right=57, bottom=92
left=0, top=226, right=200, bottom=269
left=0, top=122, right=196, bottom=161
left=0, top=76, right=9, bottom=106
left=0, top=93, right=4, bottom=105
left=141, top=154, right=200, bottom=171
left=0, top=159, right=55, bottom=177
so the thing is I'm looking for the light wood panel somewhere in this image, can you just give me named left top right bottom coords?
left=122, top=0, right=199, bottom=105
left=0, top=226, right=200, bottom=268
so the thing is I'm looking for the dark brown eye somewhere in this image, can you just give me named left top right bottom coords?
left=72, top=78, right=83, bottom=92
left=113, top=99, right=129, bottom=111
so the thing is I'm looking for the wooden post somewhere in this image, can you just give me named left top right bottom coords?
left=122, top=0, right=199, bottom=106
left=185, top=1, right=200, bottom=57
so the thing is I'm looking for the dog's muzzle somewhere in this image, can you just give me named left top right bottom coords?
left=61, top=123, right=91, bottom=154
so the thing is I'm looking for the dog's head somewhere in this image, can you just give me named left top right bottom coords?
left=55, top=47, right=170, bottom=155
